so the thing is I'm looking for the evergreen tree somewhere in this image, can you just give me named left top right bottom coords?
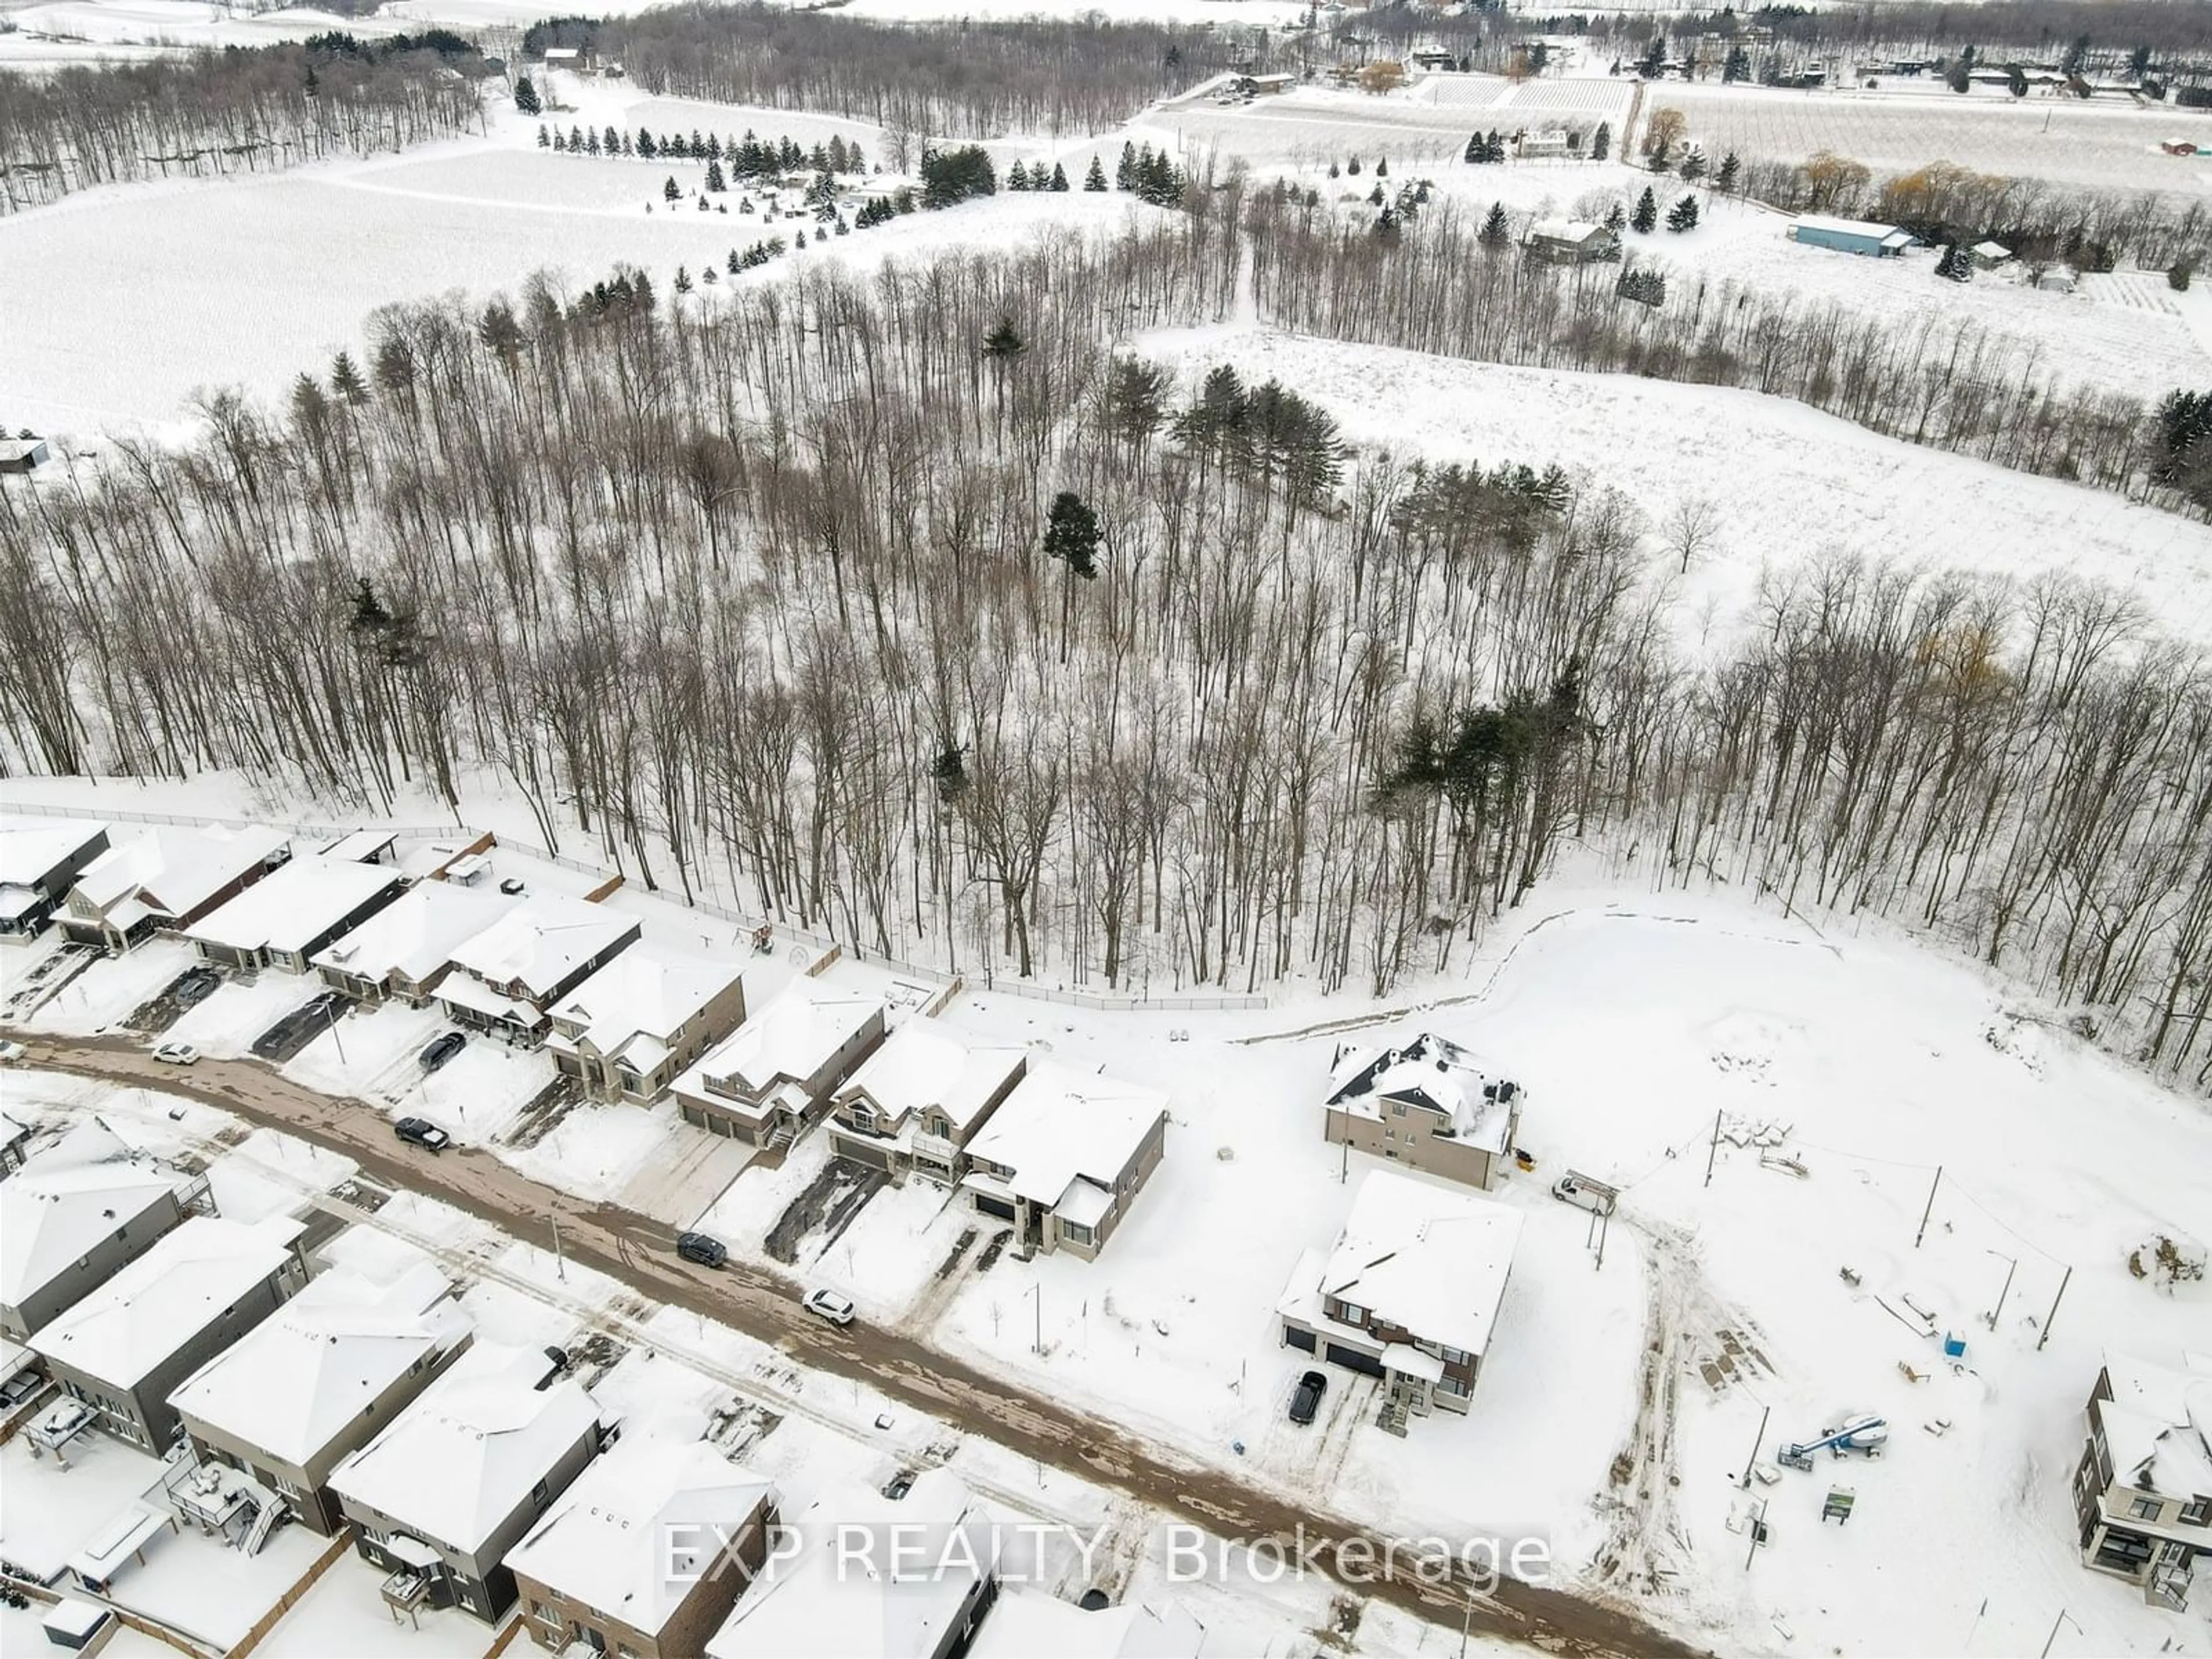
left=585, top=130, right=600, bottom=156
left=663, top=175, right=681, bottom=204
left=795, top=229, right=808, bottom=248
left=1936, top=243, right=1973, bottom=281
left=1116, top=140, right=1137, bottom=190
left=1638, top=33, right=1667, bottom=78
left=537, top=123, right=550, bottom=149
left=1680, top=149, right=1706, bottom=181
left=1085, top=154, right=1108, bottom=191
left=1347, top=154, right=1361, bottom=175
left=920, top=145, right=997, bottom=209
left=1369, top=181, right=1386, bottom=206
left=1327, top=161, right=1340, bottom=179
left=329, top=350, right=368, bottom=404
left=1043, top=490, right=1102, bottom=578
left=1722, top=46, right=1749, bottom=83
left=706, top=158, right=726, bottom=192
left=673, top=264, right=692, bottom=293
left=983, top=314, right=1026, bottom=363
left=1007, top=160, right=1031, bottom=191
left=1647, top=138, right=1670, bottom=173
left=1049, top=161, right=1069, bottom=191
left=1715, top=151, right=1739, bottom=192
left=707, top=132, right=724, bottom=160
left=1631, top=186, right=1658, bottom=233
left=1480, top=200, right=1510, bottom=249
left=1666, top=193, right=1699, bottom=232
left=1485, top=130, right=1504, bottom=162
left=1604, top=199, right=1626, bottom=232
left=2007, top=62, right=2028, bottom=97
left=1464, top=131, right=1483, bottom=164
left=638, top=129, right=656, bottom=158
left=514, top=74, right=540, bottom=115
left=569, top=124, right=584, bottom=150
left=552, top=129, right=567, bottom=152
left=1592, top=120, right=1611, bottom=161
left=728, top=248, right=742, bottom=273
left=1375, top=157, right=1388, bottom=178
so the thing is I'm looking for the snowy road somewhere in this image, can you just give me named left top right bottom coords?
left=7, top=1032, right=1702, bottom=1659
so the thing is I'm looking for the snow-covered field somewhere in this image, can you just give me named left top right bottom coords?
left=5, top=0, right=391, bottom=48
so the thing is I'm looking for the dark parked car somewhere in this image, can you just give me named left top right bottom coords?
left=418, top=1031, right=467, bottom=1072
left=675, top=1231, right=728, bottom=1269
left=173, top=967, right=222, bottom=1007
left=1289, top=1369, right=1328, bottom=1426
left=394, top=1117, right=451, bottom=1153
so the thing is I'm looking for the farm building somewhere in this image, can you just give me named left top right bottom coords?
left=1525, top=218, right=1620, bottom=264
left=1516, top=129, right=1575, bottom=158
left=0, top=438, right=48, bottom=474
left=1788, top=215, right=1915, bottom=257
left=2165, top=139, right=2202, bottom=157
left=1971, top=241, right=2013, bottom=269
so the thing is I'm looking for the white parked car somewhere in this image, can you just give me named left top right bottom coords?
left=153, top=1041, right=199, bottom=1066
left=802, top=1288, right=856, bottom=1327
left=0, top=1039, right=25, bottom=1064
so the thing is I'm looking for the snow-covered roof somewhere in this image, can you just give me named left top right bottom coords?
left=0, top=1118, right=182, bottom=1316
left=707, top=1471, right=995, bottom=1659
left=1791, top=213, right=1912, bottom=247
left=329, top=1340, right=600, bottom=1555
left=310, top=880, right=521, bottom=986
left=1325, top=1032, right=1516, bottom=1153
left=169, top=1263, right=468, bottom=1466
left=0, top=819, right=107, bottom=888
left=835, top=1020, right=1027, bottom=1134
left=1972, top=240, right=2012, bottom=259
left=1309, top=1169, right=1520, bottom=1358
left=185, top=857, right=401, bottom=957
left=28, top=1214, right=305, bottom=1389
left=969, top=1589, right=1203, bottom=1659
left=1528, top=217, right=1606, bottom=243
left=674, top=982, right=882, bottom=1101
left=546, top=942, right=744, bottom=1064
left=447, top=896, right=639, bottom=1003
left=509, top=1437, right=775, bottom=1635
left=963, top=1062, right=1167, bottom=1212
left=319, top=829, right=397, bottom=863
left=72, top=823, right=289, bottom=921
left=2100, top=1352, right=2212, bottom=1501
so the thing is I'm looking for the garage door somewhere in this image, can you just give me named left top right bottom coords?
left=839, top=1139, right=892, bottom=1171
left=1284, top=1326, right=1316, bottom=1353
left=973, top=1194, right=1017, bottom=1223
left=1325, top=1342, right=1385, bottom=1377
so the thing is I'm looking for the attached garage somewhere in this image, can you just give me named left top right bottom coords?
left=1325, top=1342, right=1386, bottom=1377
left=836, top=1137, right=893, bottom=1171
left=1283, top=1326, right=1316, bottom=1353
left=972, top=1193, right=1017, bottom=1224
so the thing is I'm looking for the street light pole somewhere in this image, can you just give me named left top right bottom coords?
left=550, top=1213, right=566, bottom=1283
left=1984, top=1250, right=2017, bottom=1330
left=323, top=998, right=347, bottom=1065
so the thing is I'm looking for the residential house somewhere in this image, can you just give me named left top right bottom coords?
left=1516, top=128, right=1575, bottom=158
left=544, top=942, right=750, bottom=1104
left=59, top=823, right=290, bottom=953
left=0, top=819, right=111, bottom=938
left=29, top=1214, right=309, bottom=1452
left=960, top=1063, right=1169, bottom=1260
left=509, top=1437, right=778, bottom=1659
left=706, top=1471, right=997, bottom=1659
left=310, top=881, right=522, bottom=1005
left=0, top=437, right=50, bottom=474
left=1323, top=1032, right=1523, bottom=1192
left=0, top=1108, right=31, bottom=1176
left=185, top=857, right=406, bottom=974
left=1786, top=214, right=1915, bottom=257
left=435, top=896, right=641, bottom=1045
left=826, top=1020, right=1028, bottom=1184
left=1, top=1118, right=190, bottom=1342
left=1278, top=1168, right=1521, bottom=1427
left=1524, top=218, right=1619, bottom=263
left=2072, top=1352, right=2212, bottom=1611
left=169, top=1262, right=472, bottom=1537
left=328, top=1340, right=604, bottom=1623
left=669, top=983, right=885, bottom=1147
left=969, top=1588, right=1203, bottom=1659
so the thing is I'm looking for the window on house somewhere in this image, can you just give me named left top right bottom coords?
left=2131, top=1497, right=2163, bottom=1521
left=850, top=1104, right=875, bottom=1131
left=533, top=1479, right=551, bottom=1509
left=1391, top=1101, right=1406, bottom=1116
left=1435, top=1373, right=1470, bottom=1396
left=1060, top=1219, right=1094, bottom=1246
left=1335, top=1301, right=1368, bottom=1324
left=2180, top=1498, right=2211, bottom=1527
left=531, top=1601, right=557, bottom=1626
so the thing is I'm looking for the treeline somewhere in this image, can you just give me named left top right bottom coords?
left=1244, top=190, right=2190, bottom=513
left=0, top=43, right=483, bottom=213
left=599, top=4, right=1236, bottom=142
left=4, top=211, right=2212, bottom=1084
left=1599, top=0, right=2211, bottom=67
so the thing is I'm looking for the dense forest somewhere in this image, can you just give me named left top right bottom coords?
left=3, top=194, right=2210, bottom=1085
left=0, top=40, right=486, bottom=212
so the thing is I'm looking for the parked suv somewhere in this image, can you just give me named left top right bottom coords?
left=675, top=1232, right=728, bottom=1269
left=393, top=1117, right=451, bottom=1153
left=418, top=1031, right=467, bottom=1072
left=1289, top=1369, right=1328, bottom=1426
left=802, top=1288, right=856, bottom=1326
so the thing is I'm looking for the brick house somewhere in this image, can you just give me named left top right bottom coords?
left=959, top=1063, right=1168, bottom=1260
left=1, top=1117, right=188, bottom=1342
left=668, top=983, right=885, bottom=1148
left=825, top=1019, right=1028, bottom=1184
left=1322, top=1032, right=1523, bottom=1192
left=543, top=942, right=750, bottom=1104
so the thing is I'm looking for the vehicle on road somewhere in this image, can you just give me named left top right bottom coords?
left=153, top=1041, right=199, bottom=1065
left=393, top=1117, right=451, bottom=1152
left=1289, top=1369, right=1328, bottom=1425
left=0, top=1040, right=25, bottom=1064
left=173, top=967, right=221, bottom=1007
left=675, top=1231, right=728, bottom=1269
left=1551, top=1171, right=1618, bottom=1216
left=418, top=1031, right=467, bottom=1072
left=802, top=1287, right=856, bottom=1325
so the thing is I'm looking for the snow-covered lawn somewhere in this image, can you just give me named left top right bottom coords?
left=14, top=937, right=194, bottom=1036
left=253, top=1555, right=502, bottom=1659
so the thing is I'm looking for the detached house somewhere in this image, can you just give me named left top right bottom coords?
left=827, top=1020, right=1028, bottom=1184
left=544, top=942, right=750, bottom=1104
left=30, top=1214, right=309, bottom=1452
left=60, top=824, right=290, bottom=953
left=329, top=1340, right=604, bottom=1623
left=1, top=1118, right=190, bottom=1342
left=170, top=1262, right=472, bottom=1537
left=1524, top=218, right=1619, bottom=263
left=509, top=1437, right=778, bottom=1659
left=310, top=881, right=522, bottom=1005
left=706, top=1471, right=997, bottom=1659
left=1323, top=1032, right=1523, bottom=1192
left=1278, top=1169, right=1520, bottom=1430
left=669, top=983, right=885, bottom=1148
left=960, top=1063, right=1168, bottom=1260
left=435, top=896, right=641, bottom=1045
left=185, top=857, right=406, bottom=974
left=2073, top=1352, right=2212, bottom=1612
left=0, top=819, right=111, bottom=938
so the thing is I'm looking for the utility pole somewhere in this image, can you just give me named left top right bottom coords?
left=1915, top=1164, right=1942, bottom=1248
left=1984, top=1251, right=2017, bottom=1330
left=550, top=1213, right=565, bottom=1282
left=1740, top=1404, right=1770, bottom=1487
left=1595, top=1205, right=1610, bottom=1271
left=2037, top=1266, right=2073, bottom=1352
left=323, top=999, right=347, bottom=1065
left=1743, top=1497, right=1768, bottom=1570
left=1705, top=1108, right=1722, bottom=1186
left=2037, top=1607, right=2075, bottom=1659
left=1032, top=1283, right=1041, bottom=1355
